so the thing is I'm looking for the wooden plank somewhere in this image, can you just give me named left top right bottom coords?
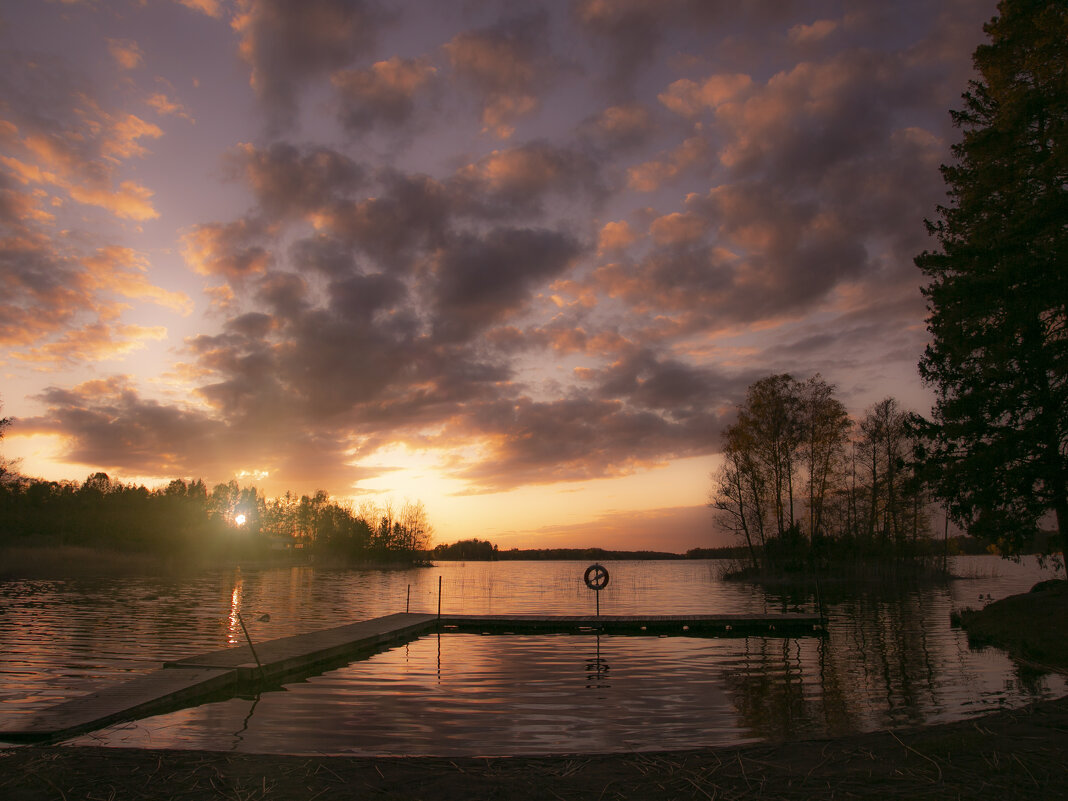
left=167, top=612, right=438, bottom=681
left=0, top=667, right=236, bottom=743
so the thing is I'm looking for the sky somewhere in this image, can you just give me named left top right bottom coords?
left=0, top=0, right=998, bottom=552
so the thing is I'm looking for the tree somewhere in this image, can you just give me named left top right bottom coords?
left=0, top=400, right=15, bottom=485
left=798, top=375, right=851, bottom=547
left=914, top=0, right=1068, bottom=555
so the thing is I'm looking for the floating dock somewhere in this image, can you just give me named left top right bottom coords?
left=0, top=610, right=825, bottom=744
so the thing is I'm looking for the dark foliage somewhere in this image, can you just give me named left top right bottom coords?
left=0, top=473, right=430, bottom=565
left=913, top=0, right=1068, bottom=557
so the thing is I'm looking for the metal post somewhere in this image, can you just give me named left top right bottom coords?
left=236, top=612, right=265, bottom=681
left=437, top=575, right=442, bottom=619
left=406, top=583, right=411, bottom=613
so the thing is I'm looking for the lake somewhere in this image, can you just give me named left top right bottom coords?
left=0, top=556, right=1064, bottom=756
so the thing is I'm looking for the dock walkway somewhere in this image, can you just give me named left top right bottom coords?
left=0, top=610, right=825, bottom=744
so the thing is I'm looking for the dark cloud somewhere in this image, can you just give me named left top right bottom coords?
left=450, top=394, right=730, bottom=492
left=448, top=140, right=604, bottom=219
left=320, top=170, right=452, bottom=271
left=233, top=0, right=389, bottom=130
left=230, top=142, right=365, bottom=220
left=427, top=227, right=581, bottom=342
left=24, top=377, right=376, bottom=492
left=28, top=378, right=228, bottom=476
left=333, top=56, right=438, bottom=133
left=326, top=272, right=407, bottom=319
left=443, top=10, right=560, bottom=137
left=595, top=348, right=728, bottom=419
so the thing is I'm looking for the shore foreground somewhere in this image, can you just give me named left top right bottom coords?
left=2, top=693, right=1066, bottom=800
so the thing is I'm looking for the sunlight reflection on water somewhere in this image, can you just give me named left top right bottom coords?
left=2, top=556, right=1065, bottom=755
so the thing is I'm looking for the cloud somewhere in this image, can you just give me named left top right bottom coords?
left=230, top=141, right=365, bottom=220
left=317, top=170, right=451, bottom=271
left=146, top=92, right=194, bottom=122
left=232, top=0, right=387, bottom=129
left=175, top=0, right=222, bottom=18
left=23, top=376, right=377, bottom=491
left=658, top=73, right=753, bottom=117
left=333, top=56, right=437, bottom=133
left=181, top=218, right=273, bottom=281
left=581, top=103, right=655, bottom=149
left=449, top=390, right=731, bottom=492
left=626, top=135, right=707, bottom=191
left=0, top=56, right=163, bottom=221
left=0, top=168, right=187, bottom=367
left=449, top=140, right=603, bottom=218
left=15, top=321, right=168, bottom=365
left=107, top=39, right=144, bottom=70
left=597, top=220, right=638, bottom=254
left=788, top=19, right=838, bottom=46
left=427, top=227, right=581, bottom=342
left=82, top=246, right=193, bottom=314
left=443, top=11, right=557, bottom=138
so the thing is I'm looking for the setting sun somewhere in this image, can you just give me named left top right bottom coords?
left=234, top=514, right=246, bottom=526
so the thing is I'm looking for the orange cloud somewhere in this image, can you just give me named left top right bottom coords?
left=658, top=73, right=752, bottom=116
left=626, top=135, right=707, bottom=192
left=15, top=322, right=167, bottom=366
left=176, top=0, right=222, bottom=17
left=182, top=220, right=272, bottom=281
left=103, top=115, right=164, bottom=161
left=83, top=246, right=194, bottom=314
left=597, top=220, right=637, bottom=253
left=2, top=99, right=162, bottom=221
left=147, top=93, right=195, bottom=122
left=649, top=212, right=706, bottom=245
left=67, top=180, right=159, bottom=221
left=107, top=39, right=144, bottom=70
left=443, top=16, right=550, bottom=139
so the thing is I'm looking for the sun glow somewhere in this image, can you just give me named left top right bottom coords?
left=234, top=514, right=247, bottom=526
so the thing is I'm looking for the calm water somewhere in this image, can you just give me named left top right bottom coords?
left=0, top=556, right=1064, bottom=755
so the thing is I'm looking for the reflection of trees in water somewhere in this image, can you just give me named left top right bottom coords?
left=722, top=637, right=826, bottom=741
left=725, top=583, right=973, bottom=739
left=828, top=586, right=947, bottom=730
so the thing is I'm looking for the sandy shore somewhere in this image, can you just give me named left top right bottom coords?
left=3, top=694, right=1067, bottom=800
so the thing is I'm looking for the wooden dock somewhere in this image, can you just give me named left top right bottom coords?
left=442, top=613, right=824, bottom=635
left=0, top=610, right=825, bottom=744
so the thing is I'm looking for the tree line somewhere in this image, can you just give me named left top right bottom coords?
left=710, top=374, right=935, bottom=573
left=0, top=468, right=432, bottom=565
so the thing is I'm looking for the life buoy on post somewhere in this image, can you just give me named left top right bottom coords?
left=584, top=563, right=609, bottom=591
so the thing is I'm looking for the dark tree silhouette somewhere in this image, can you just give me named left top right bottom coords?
left=914, top=0, right=1068, bottom=555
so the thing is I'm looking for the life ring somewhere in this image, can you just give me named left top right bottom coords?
left=584, top=563, right=610, bottom=591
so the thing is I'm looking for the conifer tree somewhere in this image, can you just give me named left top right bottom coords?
left=914, top=0, right=1067, bottom=552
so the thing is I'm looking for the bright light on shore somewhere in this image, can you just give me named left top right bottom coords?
left=234, top=514, right=246, bottom=526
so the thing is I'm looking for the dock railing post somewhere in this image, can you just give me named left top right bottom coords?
left=236, top=612, right=266, bottom=682
left=406, top=583, right=411, bottom=614
left=437, top=575, right=442, bottom=620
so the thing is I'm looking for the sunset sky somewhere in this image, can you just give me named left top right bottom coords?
left=1, top=0, right=997, bottom=551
